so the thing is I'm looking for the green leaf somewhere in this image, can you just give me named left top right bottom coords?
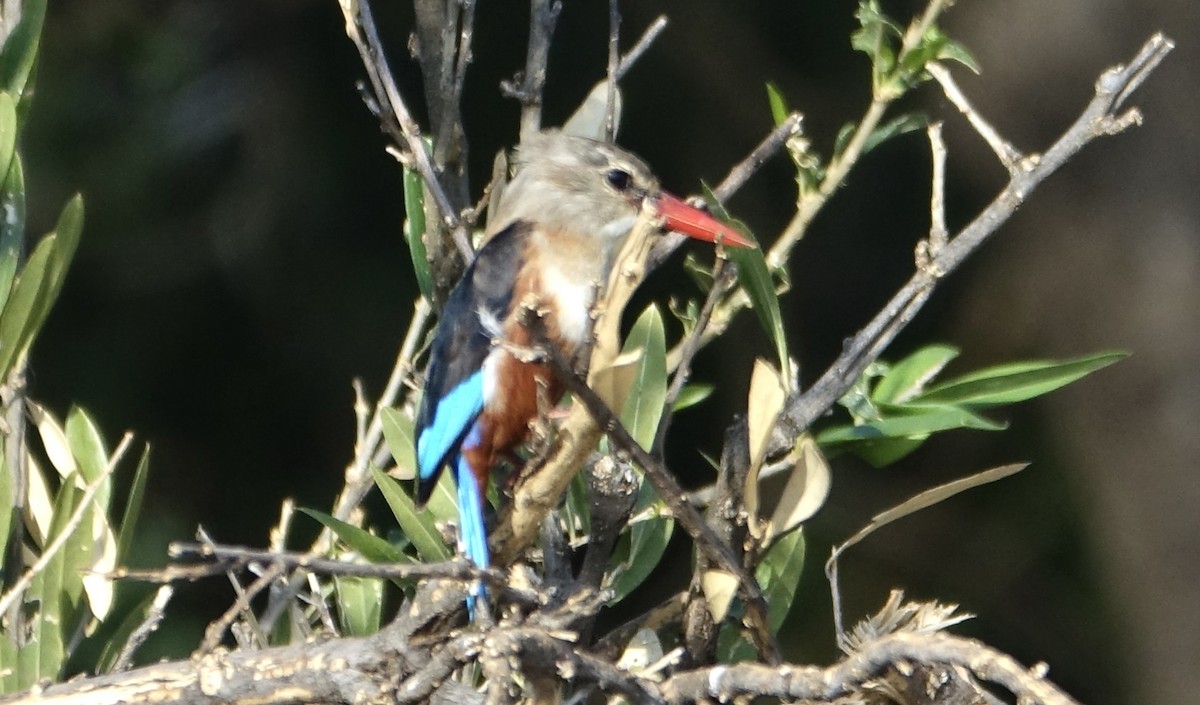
left=851, top=0, right=901, bottom=89
left=936, top=37, right=980, bottom=73
left=872, top=344, right=960, bottom=404
left=21, top=475, right=80, bottom=688
left=912, top=351, right=1127, bottom=406
left=701, top=185, right=790, bottom=386
left=25, top=195, right=84, bottom=339
left=0, top=92, right=17, bottom=202
left=765, top=82, right=789, bottom=126
left=116, top=444, right=151, bottom=566
left=0, top=231, right=52, bottom=378
left=380, top=407, right=417, bottom=477
left=66, top=405, right=110, bottom=508
left=863, top=113, right=928, bottom=155
left=757, top=527, right=805, bottom=632
left=371, top=466, right=451, bottom=562
left=94, top=587, right=161, bottom=674
left=334, top=575, right=383, bottom=637
left=619, top=305, right=666, bottom=450
left=402, top=162, right=434, bottom=302
left=300, top=507, right=412, bottom=567
left=818, top=405, right=1005, bottom=445
left=672, top=383, right=714, bottom=412
left=0, top=150, right=26, bottom=312
left=0, top=0, right=46, bottom=106
left=832, top=122, right=857, bottom=160
left=609, top=476, right=674, bottom=601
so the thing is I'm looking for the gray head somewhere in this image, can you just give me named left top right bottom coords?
left=489, top=131, right=660, bottom=244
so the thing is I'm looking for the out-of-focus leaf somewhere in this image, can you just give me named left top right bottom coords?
left=23, top=453, right=51, bottom=545
left=672, top=383, right=714, bottom=412
left=757, top=527, right=805, bottom=632
left=95, top=587, right=169, bottom=674
left=562, top=80, right=622, bottom=140
left=851, top=0, right=901, bottom=89
left=619, top=305, right=666, bottom=450
left=66, top=405, right=110, bottom=507
left=0, top=233, right=52, bottom=378
left=609, top=477, right=673, bottom=601
left=765, top=436, right=831, bottom=543
left=380, top=407, right=417, bottom=478
left=872, top=344, right=959, bottom=404
left=402, top=163, right=433, bottom=302
left=24, top=196, right=83, bottom=343
left=0, top=0, right=46, bottom=105
left=0, top=92, right=16, bottom=207
left=116, top=444, right=151, bottom=565
left=27, top=401, right=75, bottom=481
left=832, top=122, right=857, bottom=160
left=301, top=508, right=412, bottom=568
left=830, top=464, right=1027, bottom=566
left=912, top=351, right=1127, bottom=406
left=334, top=575, right=383, bottom=637
left=863, top=113, right=927, bottom=154
left=371, top=466, right=450, bottom=562
left=682, top=252, right=714, bottom=293
left=616, top=628, right=664, bottom=673
left=817, top=405, right=1005, bottom=445
left=82, top=513, right=117, bottom=620
left=701, top=569, right=738, bottom=623
left=21, top=474, right=79, bottom=688
left=745, top=360, right=785, bottom=522
left=935, top=36, right=980, bottom=73
left=0, top=150, right=26, bottom=312
left=0, top=441, right=9, bottom=562
left=766, top=82, right=789, bottom=126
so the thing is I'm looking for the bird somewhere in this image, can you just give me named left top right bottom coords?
left=414, top=131, right=752, bottom=611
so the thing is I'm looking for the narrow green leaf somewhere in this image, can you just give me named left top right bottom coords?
left=863, top=113, right=928, bottom=155
left=402, top=163, right=434, bottom=302
left=0, top=440, right=9, bottom=565
left=380, top=406, right=417, bottom=476
left=756, top=527, right=805, bottom=632
left=0, top=93, right=17, bottom=202
left=817, top=405, right=1005, bottom=445
left=765, top=82, right=789, bottom=126
left=0, top=232, right=52, bottom=378
left=0, top=0, right=47, bottom=106
left=0, top=619, right=17, bottom=692
left=65, top=405, right=110, bottom=508
left=300, top=507, right=412, bottom=567
left=872, top=344, right=960, bottom=404
left=936, top=37, right=981, bottom=73
left=701, top=186, right=790, bottom=386
left=672, top=383, right=714, bottom=412
left=116, top=444, right=151, bottom=566
left=334, top=575, right=383, bottom=637
left=609, top=477, right=674, bottom=601
left=371, top=466, right=450, bottom=562
left=22, top=196, right=84, bottom=352
left=95, top=587, right=161, bottom=674
left=0, top=151, right=26, bottom=312
left=913, top=351, right=1127, bottom=406
left=619, top=305, right=666, bottom=450
left=22, top=476, right=80, bottom=687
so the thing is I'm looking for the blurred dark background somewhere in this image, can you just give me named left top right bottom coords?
left=19, top=1, right=1196, bottom=703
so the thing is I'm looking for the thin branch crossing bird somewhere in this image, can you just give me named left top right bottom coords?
left=414, top=131, right=753, bottom=612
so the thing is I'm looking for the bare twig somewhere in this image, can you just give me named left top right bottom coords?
left=927, top=63, right=1024, bottom=172
left=338, top=0, right=471, bottom=261
left=507, top=0, right=563, bottom=141
left=616, top=16, right=668, bottom=80
left=110, top=585, right=174, bottom=672
left=604, top=0, right=621, bottom=142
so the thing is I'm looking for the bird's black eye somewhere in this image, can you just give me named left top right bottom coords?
left=605, top=168, right=633, bottom=192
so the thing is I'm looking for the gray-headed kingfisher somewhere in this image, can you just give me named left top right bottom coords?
left=414, top=131, right=752, bottom=609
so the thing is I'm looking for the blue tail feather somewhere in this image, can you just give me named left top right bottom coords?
left=455, top=451, right=489, bottom=616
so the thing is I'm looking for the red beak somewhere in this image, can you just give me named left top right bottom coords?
left=653, top=192, right=755, bottom=248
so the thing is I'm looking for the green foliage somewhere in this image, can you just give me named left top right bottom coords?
left=818, top=347, right=1127, bottom=466
left=402, top=150, right=434, bottom=302
left=852, top=0, right=978, bottom=101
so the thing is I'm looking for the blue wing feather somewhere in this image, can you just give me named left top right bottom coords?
left=414, top=222, right=531, bottom=505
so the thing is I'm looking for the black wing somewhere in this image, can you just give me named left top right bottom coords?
left=414, top=222, right=530, bottom=504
